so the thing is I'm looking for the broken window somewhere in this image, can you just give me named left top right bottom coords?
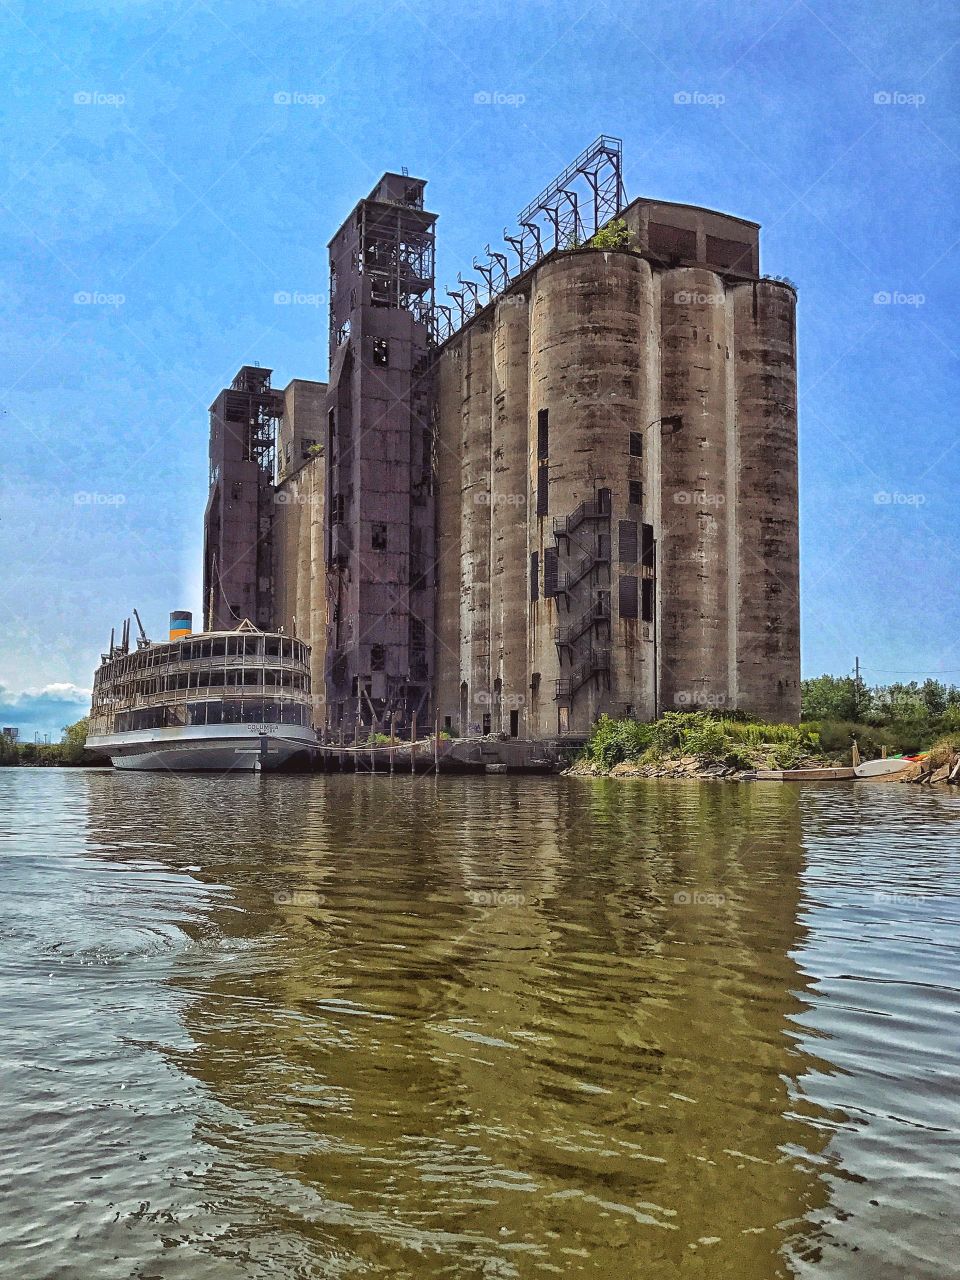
left=543, top=546, right=559, bottom=597
left=373, top=338, right=389, bottom=367
left=641, top=523, right=655, bottom=569
left=372, top=522, right=387, bottom=550
left=629, top=431, right=643, bottom=457
left=370, top=644, right=385, bottom=671
left=537, top=408, right=549, bottom=460
left=536, top=464, right=548, bottom=517
left=619, top=575, right=639, bottom=620
left=641, top=578, right=654, bottom=623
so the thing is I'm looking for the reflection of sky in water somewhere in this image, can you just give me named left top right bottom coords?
left=1, top=769, right=958, bottom=1279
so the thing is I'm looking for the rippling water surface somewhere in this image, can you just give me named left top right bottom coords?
left=1, top=769, right=958, bottom=1279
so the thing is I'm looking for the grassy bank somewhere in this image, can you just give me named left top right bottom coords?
left=578, top=710, right=960, bottom=776
left=579, top=712, right=823, bottom=773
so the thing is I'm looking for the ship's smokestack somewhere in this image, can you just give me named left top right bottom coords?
left=169, top=610, right=192, bottom=642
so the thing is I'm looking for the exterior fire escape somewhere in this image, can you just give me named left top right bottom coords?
left=552, top=489, right=612, bottom=704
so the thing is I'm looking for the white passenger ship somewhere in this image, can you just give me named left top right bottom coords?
left=87, top=612, right=317, bottom=772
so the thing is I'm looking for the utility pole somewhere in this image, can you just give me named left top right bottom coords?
left=854, top=656, right=861, bottom=718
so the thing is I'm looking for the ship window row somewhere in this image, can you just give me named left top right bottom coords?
left=107, top=635, right=309, bottom=675
left=114, top=701, right=312, bottom=732
left=105, top=668, right=309, bottom=697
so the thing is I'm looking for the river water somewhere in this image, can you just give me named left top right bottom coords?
left=0, top=769, right=958, bottom=1279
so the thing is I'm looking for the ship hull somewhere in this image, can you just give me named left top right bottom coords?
left=87, top=723, right=317, bottom=773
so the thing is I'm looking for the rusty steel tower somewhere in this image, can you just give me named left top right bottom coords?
left=203, top=365, right=283, bottom=632
left=323, top=173, right=437, bottom=731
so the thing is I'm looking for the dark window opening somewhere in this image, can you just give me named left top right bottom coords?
left=629, top=480, right=642, bottom=507
left=642, top=578, right=654, bottom=623
left=618, top=519, right=638, bottom=564
left=536, top=464, right=549, bottom=517
left=372, top=522, right=388, bottom=550
left=543, top=546, right=559, bottom=597
left=537, top=408, right=549, bottom=460
left=482, top=713, right=491, bottom=735
left=370, top=644, right=385, bottom=671
left=530, top=551, right=539, bottom=602
left=509, top=709, right=519, bottom=737
left=444, top=715, right=452, bottom=731
left=641, top=523, right=655, bottom=569
left=373, top=338, right=389, bottom=367
left=629, top=431, right=643, bottom=458
left=619, top=575, right=639, bottom=620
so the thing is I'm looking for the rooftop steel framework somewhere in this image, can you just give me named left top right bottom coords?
left=434, top=135, right=626, bottom=342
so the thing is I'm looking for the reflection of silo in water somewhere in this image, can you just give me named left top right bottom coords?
left=79, top=774, right=839, bottom=1275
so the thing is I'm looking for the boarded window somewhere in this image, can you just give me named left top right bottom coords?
left=543, top=546, right=559, bottom=597
left=530, top=551, right=539, bottom=602
left=537, top=408, right=549, bottom=459
left=619, top=575, right=639, bottom=620
left=618, top=519, right=638, bottom=563
left=629, top=480, right=642, bottom=506
left=372, top=522, right=387, bottom=550
left=706, top=234, right=752, bottom=271
left=648, top=221, right=697, bottom=260
left=629, top=432, right=643, bottom=457
left=641, top=523, right=655, bottom=568
left=642, top=578, right=654, bottom=622
left=536, top=464, right=549, bottom=516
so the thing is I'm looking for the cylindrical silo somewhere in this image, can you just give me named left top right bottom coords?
left=490, top=291, right=531, bottom=736
left=433, top=338, right=465, bottom=731
left=658, top=267, right=730, bottom=714
left=731, top=280, right=800, bottom=721
left=529, top=250, right=653, bottom=738
left=459, top=319, right=494, bottom=734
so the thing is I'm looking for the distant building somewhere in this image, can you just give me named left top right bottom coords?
left=1, top=727, right=18, bottom=741
left=202, top=138, right=800, bottom=743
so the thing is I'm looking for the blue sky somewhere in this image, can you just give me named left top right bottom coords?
left=1, top=0, right=958, bottom=738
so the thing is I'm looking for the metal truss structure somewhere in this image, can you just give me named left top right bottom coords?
left=433, top=135, right=626, bottom=343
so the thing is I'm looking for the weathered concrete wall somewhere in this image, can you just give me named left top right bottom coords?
left=732, top=280, right=800, bottom=720
left=273, top=457, right=326, bottom=719
left=659, top=267, right=730, bottom=712
left=432, top=240, right=800, bottom=738
left=490, top=294, right=530, bottom=734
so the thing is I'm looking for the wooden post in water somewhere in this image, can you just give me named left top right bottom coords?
left=389, top=712, right=397, bottom=773
left=410, top=711, right=417, bottom=774
left=434, top=717, right=440, bottom=771
left=354, top=719, right=360, bottom=774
